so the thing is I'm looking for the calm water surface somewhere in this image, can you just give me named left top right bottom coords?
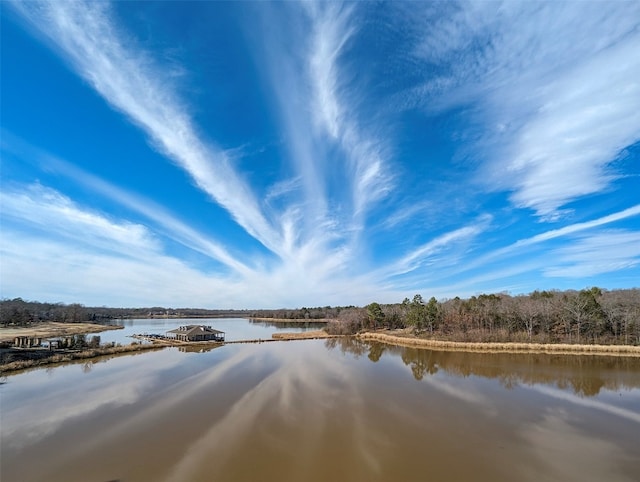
left=2, top=333, right=639, bottom=482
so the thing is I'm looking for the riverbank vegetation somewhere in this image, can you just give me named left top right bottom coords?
left=0, top=342, right=163, bottom=373
left=327, top=288, right=640, bottom=346
left=357, top=332, right=640, bottom=356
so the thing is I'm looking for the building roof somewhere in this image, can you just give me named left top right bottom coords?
left=166, top=325, right=225, bottom=336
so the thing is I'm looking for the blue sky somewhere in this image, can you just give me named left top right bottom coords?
left=1, top=1, right=639, bottom=309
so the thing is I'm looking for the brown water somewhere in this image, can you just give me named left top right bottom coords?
left=2, top=338, right=639, bottom=482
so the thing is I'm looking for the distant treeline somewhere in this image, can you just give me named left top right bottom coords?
left=3, top=288, right=639, bottom=345
left=0, top=298, right=344, bottom=326
left=327, top=288, right=640, bottom=345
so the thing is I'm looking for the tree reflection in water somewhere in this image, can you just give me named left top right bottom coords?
left=325, top=337, right=640, bottom=396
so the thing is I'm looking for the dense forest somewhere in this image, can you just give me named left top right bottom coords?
left=328, top=288, right=640, bottom=345
left=2, top=287, right=639, bottom=345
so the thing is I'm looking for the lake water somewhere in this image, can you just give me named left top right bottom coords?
left=2, top=327, right=639, bottom=482
left=94, top=317, right=326, bottom=344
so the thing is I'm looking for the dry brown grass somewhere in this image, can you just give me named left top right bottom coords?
left=357, top=331, right=640, bottom=357
left=0, top=322, right=122, bottom=342
left=271, top=330, right=332, bottom=340
left=0, top=343, right=163, bottom=374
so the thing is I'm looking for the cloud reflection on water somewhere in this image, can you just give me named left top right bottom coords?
left=526, top=384, right=640, bottom=424
left=164, top=341, right=386, bottom=481
left=519, top=410, right=638, bottom=482
left=1, top=349, right=184, bottom=450
left=2, top=338, right=639, bottom=482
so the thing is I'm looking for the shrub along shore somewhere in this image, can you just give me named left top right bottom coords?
left=357, top=331, right=640, bottom=357
left=0, top=343, right=165, bottom=373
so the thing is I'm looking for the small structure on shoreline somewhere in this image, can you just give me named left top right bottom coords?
left=14, top=336, right=42, bottom=348
left=166, top=325, right=225, bottom=342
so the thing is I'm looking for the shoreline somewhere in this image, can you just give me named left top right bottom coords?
left=0, top=343, right=164, bottom=374
left=0, top=322, right=123, bottom=343
left=4, top=325, right=639, bottom=375
left=0, top=331, right=333, bottom=374
left=249, top=317, right=329, bottom=323
left=357, top=331, right=640, bottom=357
left=271, top=330, right=333, bottom=340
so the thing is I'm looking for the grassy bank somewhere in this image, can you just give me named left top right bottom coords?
left=271, top=330, right=333, bottom=340
left=358, top=331, right=640, bottom=357
left=0, top=343, right=164, bottom=374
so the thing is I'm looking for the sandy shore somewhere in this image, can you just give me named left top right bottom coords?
left=358, top=331, right=640, bottom=357
left=0, top=322, right=122, bottom=343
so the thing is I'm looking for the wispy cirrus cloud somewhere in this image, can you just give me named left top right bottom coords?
left=3, top=0, right=638, bottom=307
left=0, top=189, right=248, bottom=307
left=305, top=2, right=353, bottom=140
left=513, top=205, right=640, bottom=248
left=438, top=205, right=640, bottom=285
left=375, top=215, right=492, bottom=280
left=11, top=0, right=391, bottom=284
left=304, top=2, right=392, bottom=218
left=11, top=0, right=283, bottom=254
left=405, top=1, right=640, bottom=220
left=0, top=183, right=158, bottom=258
left=2, top=0, right=398, bottom=307
left=1, top=135, right=253, bottom=275
left=50, top=161, right=254, bottom=276
left=545, top=230, right=640, bottom=278
left=246, top=1, right=393, bottom=271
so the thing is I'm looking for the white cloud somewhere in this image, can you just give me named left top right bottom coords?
left=306, top=2, right=354, bottom=140
left=10, top=0, right=283, bottom=255
left=0, top=181, right=254, bottom=306
left=0, top=184, right=158, bottom=257
left=10, top=0, right=389, bottom=294
left=43, top=156, right=253, bottom=275
left=437, top=205, right=640, bottom=283
left=376, top=215, right=491, bottom=279
left=0, top=181, right=378, bottom=307
left=408, top=1, right=640, bottom=220
left=243, top=1, right=394, bottom=274
left=504, top=38, right=640, bottom=218
left=545, top=230, right=640, bottom=278
left=264, top=177, right=303, bottom=206
left=305, top=3, right=393, bottom=217
left=515, top=205, right=640, bottom=247
left=0, top=230, right=246, bottom=307
left=5, top=1, right=638, bottom=307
